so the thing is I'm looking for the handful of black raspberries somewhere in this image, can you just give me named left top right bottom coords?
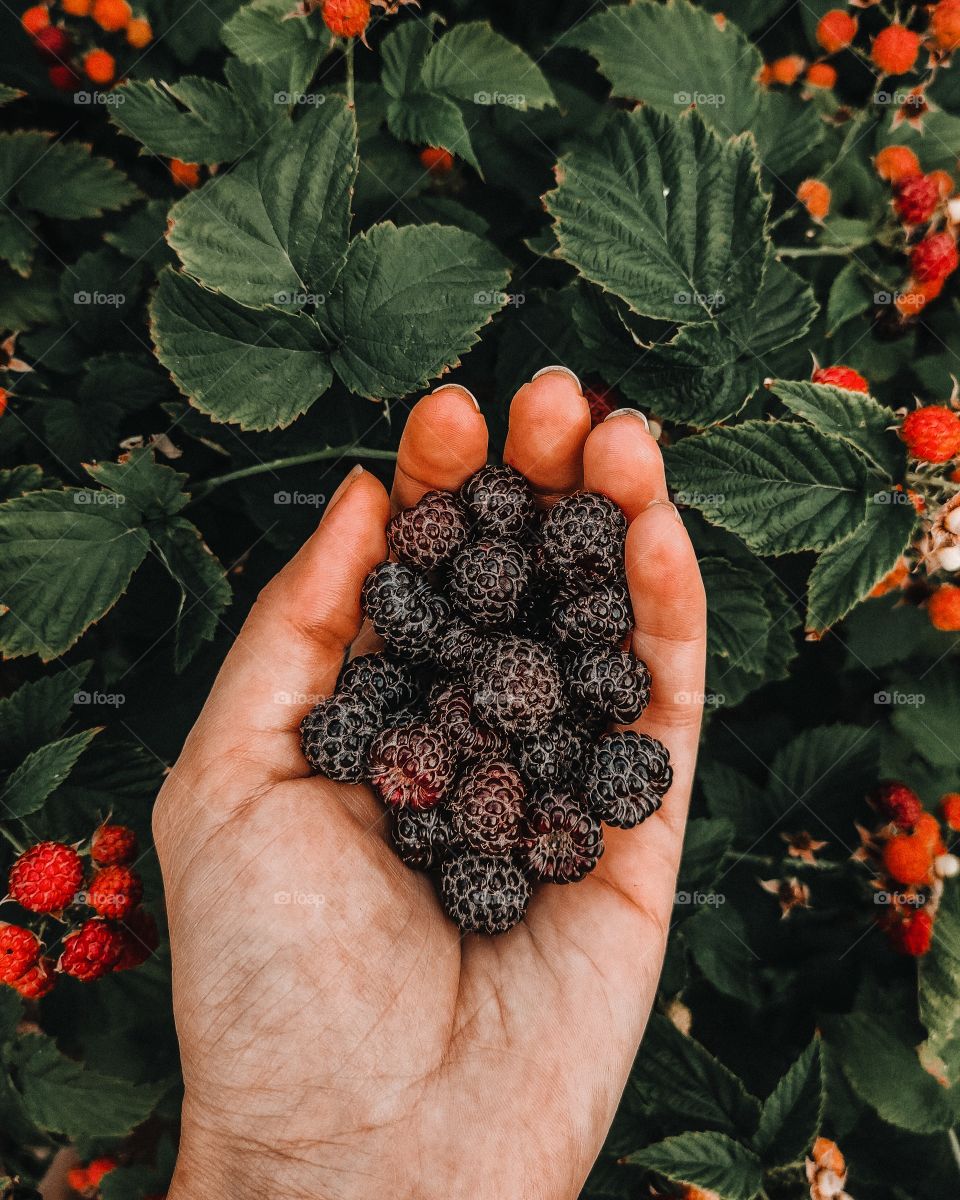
left=300, top=465, right=672, bottom=935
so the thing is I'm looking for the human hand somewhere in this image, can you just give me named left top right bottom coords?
left=154, top=370, right=707, bottom=1200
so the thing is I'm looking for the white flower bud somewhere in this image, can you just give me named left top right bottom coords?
left=945, top=507, right=960, bottom=536
left=937, top=545, right=960, bottom=573
left=935, top=853, right=960, bottom=879
left=949, top=196, right=960, bottom=224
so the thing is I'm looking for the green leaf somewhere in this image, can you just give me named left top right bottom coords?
left=150, top=269, right=333, bottom=430
left=386, top=92, right=481, bottom=173
left=59, top=248, right=144, bottom=350
left=0, top=264, right=60, bottom=329
left=420, top=21, right=556, bottom=109
left=632, top=1014, right=760, bottom=1138
left=806, top=498, right=916, bottom=633
left=381, top=20, right=434, bottom=99
left=678, top=817, right=736, bottom=894
left=827, top=263, right=873, bottom=334
left=0, top=211, right=35, bottom=276
left=0, top=662, right=92, bottom=769
left=1, top=730, right=99, bottom=819
left=10, top=1034, right=166, bottom=1138
left=668, top=422, right=871, bottom=555
left=222, top=0, right=326, bottom=96
left=768, top=380, right=903, bottom=478
left=104, top=199, right=176, bottom=273
left=766, top=725, right=881, bottom=821
left=85, top=450, right=189, bottom=523
left=0, top=490, right=149, bottom=659
left=322, top=222, right=510, bottom=399
left=627, top=1130, right=764, bottom=1200
left=168, top=99, right=357, bottom=306
left=152, top=517, right=232, bottom=671
left=563, top=0, right=762, bottom=139
left=699, top=760, right=770, bottom=841
left=0, top=85, right=24, bottom=107
left=682, top=906, right=763, bottom=1006
left=920, top=878, right=960, bottom=1085
left=0, top=132, right=138, bottom=220
left=547, top=106, right=768, bottom=325
left=752, top=1040, right=824, bottom=1165
left=822, top=1012, right=956, bottom=1134
left=112, top=76, right=257, bottom=163
left=700, top=557, right=771, bottom=676
left=0, top=465, right=46, bottom=501
left=890, top=661, right=960, bottom=768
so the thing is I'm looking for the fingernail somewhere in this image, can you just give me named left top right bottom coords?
left=532, top=365, right=582, bottom=391
left=431, top=383, right=480, bottom=411
left=603, top=408, right=650, bottom=432
left=644, top=498, right=683, bottom=524
left=326, top=464, right=363, bottom=514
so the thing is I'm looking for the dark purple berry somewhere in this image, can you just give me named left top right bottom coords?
left=336, top=653, right=419, bottom=714
left=434, top=618, right=490, bottom=676
left=387, top=490, right=470, bottom=569
left=428, top=680, right=510, bottom=763
left=300, top=697, right=377, bottom=782
left=551, top=580, right=632, bottom=647
left=470, top=635, right=564, bottom=732
left=368, top=721, right=456, bottom=810
left=567, top=645, right=650, bottom=723
left=361, top=561, right=448, bottom=661
left=521, top=792, right=603, bottom=883
left=448, top=539, right=531, bottom=628
left=460, top=464, right=536, bottom=538
left=541, top=492, right=626, bottom=589
left=584, top=731, right=672, bottom=828
left=514, top=721, right=585, bottom=786
left=440, top=853, right=531, bottom=934
left=450, top=760, right=526, bottom=855
left=391, top=806, right=458, bottom=870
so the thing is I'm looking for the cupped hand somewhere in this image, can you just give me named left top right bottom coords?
left=154, top=372, right=707, bottom=1200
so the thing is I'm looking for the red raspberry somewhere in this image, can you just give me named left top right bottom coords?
left=932, top=0, right=960, bottom=52
left=86, top=1158, right=118, bottom=1187
left=887, top=908, right=934, bottom=956
left=872, top=24, right=921, bottom=74
left=911, top=232, right=959, bottom=282
left=321, top=0, right=369, bottom=38
left=32, top=23, right=71, bottom=61
left=941, top=793, right=960, bottom=831
left=59, top=918, right=123, bottom=981
left=91, top=823, right=137, bottom=867
left=8, top=842, right=83, bottom=914
left=113, top=907, right=159, bottom=971
left=0, top=924, right=41, bottom=983
left=870, top=781, right=923, bottom=829
left=900, top=405, right=960, bottom=461
left=928, top=584, right=960, bottom=630
left=88, top=865, right=143, bottom=919
left=12, top=955, right=55, bottom=999
left=811, top=365, right=869, bottom=393
left=420, top=147, right=454, bottom=175
left=893, top=174, right=940, bottom=223
left=48, top=64, right=80, bottom=90
left=816, top=10, right=857, bottom=53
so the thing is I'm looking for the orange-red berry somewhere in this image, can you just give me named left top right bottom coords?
left=322, top=0, right=370, bottom=38
left=816, top=10, right=857, bottom=53
left=883, top=831, right=935, bottom=885
left=62, top=0, right=92, bottom=13
left=88, top=866, right=143, bottom=919
left=895, top=275, right=944, bottom=316
left=812, top=365, right=868, bottom=392
left=8, top=842, right=83, bottom=914
left=805, top=62, right=837, bottom=88
left=126, top=16, right=151, bottom=47
left=83, top=48, right=115, bottom=84
left=59, top=918, right=123, bottom=981
left=91, top=823, right=137, bottom=867
left=798, top=178, right=831, bottom=220
left=875, top=145, right=921, bottom=182
left=929, top=584, right=960, bottom=629
left=420, top=146, right=454, bottom=175
left=901, top=405, right=960, bottom=461
left=12, top=955, right=55, bottom=998
left=21, top=4, right=49, bottom=34
left=940, top=793, right=960, bottom=831
left=888, top=907, right=934, bottom=955
left=872, top=24, right=921, bottom=74
left=91, top=0, right=130, bottom=30
left=869, top=557, right=910, bottom=598
left=932, top=0, right=960, bottom=52
left=0, top=924, right=41, bottom=984
left=169, top=158, right=201, bottom=188
left=764, top=55, right=805, bottom=85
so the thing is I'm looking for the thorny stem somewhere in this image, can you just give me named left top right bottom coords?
left=188, top=445, right=398, bottom=502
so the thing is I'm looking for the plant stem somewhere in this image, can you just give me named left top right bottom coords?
left=948, top=1129, right=960, bottom=1175
left=189, top=445, right=398, bottom=502
left=344, top=40, right=355, bottom=108
left=776, top=245, right=866, bottom=259
left=0, top=824, right=26, bottom=854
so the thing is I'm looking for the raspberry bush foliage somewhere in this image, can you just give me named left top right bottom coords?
left=1, top=0, right=960, bottom=1195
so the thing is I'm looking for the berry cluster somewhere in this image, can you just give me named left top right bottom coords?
left=863, top=781, right=960, bottom=955
left=66, top=1157, right=116, bottom=1196
left=20, top=0, right=152, bottom=92
left=1, top=823, right=157, bottom=996
left=300, top=466, right=672, bottom=935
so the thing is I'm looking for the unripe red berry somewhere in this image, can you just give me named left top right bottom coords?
left=871, top=780, right=923, bottom=829
left=872, top=24, right=921, bottom=74
left=812, top=365, right=869, bottom=393
left=48, top=64, right=80, bottom=91
left=32, top=23, right=71, bottom=61
left=928, top=584, right=960, bottom=630
left=893, top=174, right=940, bottom=223
left=911, top=232, right=959, bottom=282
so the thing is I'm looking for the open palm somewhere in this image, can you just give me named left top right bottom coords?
left=155, top=371, right=706, bottom=1200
